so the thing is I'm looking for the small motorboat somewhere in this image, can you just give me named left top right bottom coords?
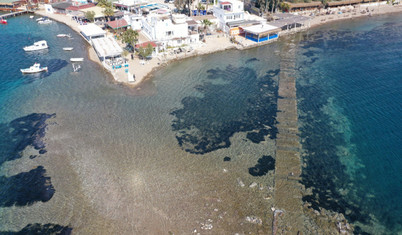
left=63, top=47, right=74, bottom=51
left=36, top=17, right=44, bottom=21
left=70, top=58, right=84, bottom=62
left=23, top=40, right=48, bottom=52
left=57, top=34, right=71, bottom=38
left=38, top=19, right=52, bottom=24
left=30, top=15, right=34, bottom=19
left=21, top=63, right=48, bottom=74
left=0, top=18, right=7, bottom=25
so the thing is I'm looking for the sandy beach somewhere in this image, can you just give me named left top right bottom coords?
left=36, top=3, right=402, bottom=88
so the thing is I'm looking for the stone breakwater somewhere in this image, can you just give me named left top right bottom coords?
left=272, top=40, right=305, bottom=234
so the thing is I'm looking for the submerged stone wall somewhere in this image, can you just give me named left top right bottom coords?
left=273, top=40, right=305, bottom=234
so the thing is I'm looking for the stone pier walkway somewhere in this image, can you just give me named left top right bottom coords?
left=273, top=40, right=305, bottom=234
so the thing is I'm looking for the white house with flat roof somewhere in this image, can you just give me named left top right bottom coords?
left=142, top=13, right=199, bottom=47
left=78, top=23, right=107, bottom=42
left=213, top=0, right=244, bottom=33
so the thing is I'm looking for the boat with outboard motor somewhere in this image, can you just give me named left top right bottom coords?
left=20, top=63, right=48, bottom=74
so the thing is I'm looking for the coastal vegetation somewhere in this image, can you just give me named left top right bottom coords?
left=138, top=43, right=154, bottom=59
left=85, top=10, right=95, bottom=22
left=103, top=6, right=115, bottom=21
left=121, top=28, right=139, bottom=49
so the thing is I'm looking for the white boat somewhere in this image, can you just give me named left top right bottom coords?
left=35, top=17, right=44, bottom=21
left=63, top=47, right=74, bottom=51
left=38, top=19, right=52, bottom=24
left=23, top=40, right=48, bottom=52
left=30, top=15, right=34, bottom=19
left=70, top=58, right=84, bottom=62
left=57, top=34, right=71, bottom=38
left=20, top=63, right=48, bottom=74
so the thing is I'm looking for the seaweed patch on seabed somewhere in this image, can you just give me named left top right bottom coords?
left=0, top=114, right=56, bottom=206
left=0, top=113, right=56, bottom=165
left=0, top=223, right=72, bottom=235
left=296, top=45, right=370, bottom=229
left=0, top=166, right=55, bottom=207
left=249, top=155, right=275, bottom=177
left=170, top=65, right=279, bottom=154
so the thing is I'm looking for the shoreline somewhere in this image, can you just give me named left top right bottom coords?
left=34, top=4, right=402, bottom=88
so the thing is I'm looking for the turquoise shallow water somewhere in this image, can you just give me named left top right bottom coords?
left=0, top=13, right=401, bottom=234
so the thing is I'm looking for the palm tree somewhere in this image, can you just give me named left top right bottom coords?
left=201, top=19, right=212, bottom=34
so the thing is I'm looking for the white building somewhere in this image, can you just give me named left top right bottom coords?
left=213, top=0, right=245, bottom=33
left=142, top=13, right=199, bottom=48
left=123, top=13, right=143, bottom=31
left=113, top=0, right=148, bottom=13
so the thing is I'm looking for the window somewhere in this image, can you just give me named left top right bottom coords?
left=166, top=31, right=173, bottom=36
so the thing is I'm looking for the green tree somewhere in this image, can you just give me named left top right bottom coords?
left=201, top=19, right=212, bottom=34
left=174, top=0, right=194, bottom=16
left=279, top=2, right=290, bottom=12
left=197, top=2, right=205, bottom=10
left=103, top=6, right=115, bottom=21
left=85, top=11, right=95, bottom=22
left=121, top=28, right=139, bottom=49
left=138, top=43, right=154, bottom=60
left=97, top=0, right=112, bottom=8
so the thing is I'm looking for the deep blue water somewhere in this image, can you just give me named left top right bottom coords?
left=297, top=15, right=402, bottom=234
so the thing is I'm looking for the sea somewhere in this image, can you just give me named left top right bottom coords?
left=0, top=13, right=401, bottom=234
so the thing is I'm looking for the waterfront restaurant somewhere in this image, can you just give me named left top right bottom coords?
left=0, top=0, right=23, bottom=11
left=91, top=36, right=123, bottom=61
left=78, top=23, right=106, bottom=43
left=242, top=24, right=280, bottom=43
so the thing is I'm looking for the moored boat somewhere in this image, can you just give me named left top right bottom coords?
left=23, top=40, right=48, bottom=52
left=0, top=18, right=7, bottom=25
left=70, top=58, right=84, bottom=62
left=63, top=47, right=74, bottom=51
left=35, top=17, right=44, bottom=21
left=20, top=63, right=48, bottom=74
left=38, top=19, right=52, bottom=24
left=30, top=15, right=34, bottom=19
left=57, top=34, right=71, bottom=38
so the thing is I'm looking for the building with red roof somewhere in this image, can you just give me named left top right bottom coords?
left=106, top=19, right=129, bottom=30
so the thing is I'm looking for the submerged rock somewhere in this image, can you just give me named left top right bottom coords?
left=245, top=216, right=262, bottom=225
left=237, top=178, right=245, bottom=187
